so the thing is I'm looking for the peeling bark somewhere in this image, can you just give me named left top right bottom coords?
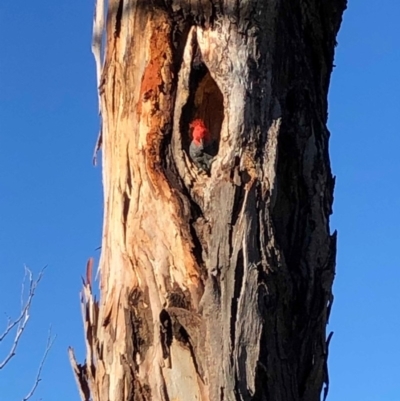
left=70, top=1, right=346, bottom=400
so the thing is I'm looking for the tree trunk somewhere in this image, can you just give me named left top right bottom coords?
left=69, top=1, right=346, bottom=400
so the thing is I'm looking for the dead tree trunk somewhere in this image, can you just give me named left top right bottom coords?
left=69, top=1, right=346, bottom=400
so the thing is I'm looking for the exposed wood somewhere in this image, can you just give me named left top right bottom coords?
left=71, top=1, right=347, bottom=400
left=91, top=0, right=106, bottom=163
left=92, top=0, right=105, bottom=110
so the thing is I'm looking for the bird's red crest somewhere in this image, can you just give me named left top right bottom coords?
left=190, top=119, right=206, bottom=130
left=190, top=119, right=210, bottom=143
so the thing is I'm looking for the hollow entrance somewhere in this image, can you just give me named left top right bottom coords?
left=180, top=39, right=224, bottom=159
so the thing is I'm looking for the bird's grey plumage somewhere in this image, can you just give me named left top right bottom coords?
left=189, top=140, right=215, bottom=172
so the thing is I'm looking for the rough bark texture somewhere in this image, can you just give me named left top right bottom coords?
left=70, top=1, right=346, bottom=400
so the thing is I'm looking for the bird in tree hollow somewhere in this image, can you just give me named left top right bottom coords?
left=189, top=119, right=215, bottom=173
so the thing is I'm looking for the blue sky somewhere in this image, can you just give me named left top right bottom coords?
left=0, top=1, right=399, bottom=400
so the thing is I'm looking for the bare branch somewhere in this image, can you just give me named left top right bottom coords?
left=21, top=328, right=56, bottom=401
left=0, top=267, right=46, bottom=370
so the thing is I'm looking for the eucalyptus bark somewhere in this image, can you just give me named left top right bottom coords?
left=69, top=1, right=346, bottom=400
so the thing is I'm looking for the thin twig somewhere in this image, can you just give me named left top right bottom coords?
left=21, top=327, right=56, bottom=401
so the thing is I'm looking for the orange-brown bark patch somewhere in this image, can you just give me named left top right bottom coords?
left=136, top=14, right=175, bottom=199
left=135, top=14, right=204, bottom=305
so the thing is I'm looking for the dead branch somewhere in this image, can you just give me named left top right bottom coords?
left=0, top=266, right=55, bottom=400
left=0, top=266, right=46, bottom=370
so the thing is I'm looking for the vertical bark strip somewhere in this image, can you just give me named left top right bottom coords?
left=70, top=1, right=347, bottom=400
